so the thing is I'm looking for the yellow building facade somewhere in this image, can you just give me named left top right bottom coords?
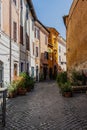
left=47, top=27, right=59, bottom=79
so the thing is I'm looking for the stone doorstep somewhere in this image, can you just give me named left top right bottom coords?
left=72, top=85, right=87, bottom=89
left=72, top=85, right=87, bottom=92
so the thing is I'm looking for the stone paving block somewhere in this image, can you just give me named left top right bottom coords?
left=0, top=81, right=87, bottom=129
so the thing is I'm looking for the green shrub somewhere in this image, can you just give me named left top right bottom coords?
left=71, top=71, right=82, bottom=81
left=8, top=81, right=18, bottom=97
left=20, top=72, right=30, bottom=79
left=61, top=81, right=72, bottom=93
left=40, top=74, right=44, bottom=81
left=56, top=72, right=72, bottom=94
left=17, top=77, right=26, bottom=89
left=29, top=78, right=34, bottom=89
left=20, top=72, right=31, bottom=88
left=20, top=72, right=35, bottom=90
left=57, top=72, right=67, bottom=85
left=8, top=85, right=15, bottom=93
left=71, top=70, right=84, bottom=86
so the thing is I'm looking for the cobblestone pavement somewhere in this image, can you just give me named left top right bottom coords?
left=1, top=81, right=87, bottom=130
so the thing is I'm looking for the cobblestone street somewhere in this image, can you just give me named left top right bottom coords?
left=1, top=81, right=87, bottom=130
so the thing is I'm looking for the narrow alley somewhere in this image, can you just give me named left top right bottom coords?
left=1, top=81, right=87, bottom=130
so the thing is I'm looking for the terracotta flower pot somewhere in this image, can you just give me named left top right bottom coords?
left=26, top=87, right=31, bottom=92
left=8, top=92, right=17, bottom=98
left=18, top=88, right=26, bottom=95
left=63, top=92, right=72, bottom=97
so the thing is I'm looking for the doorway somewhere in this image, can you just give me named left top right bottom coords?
left=36, top=66, right=39, bottom=81
left=43, top=65, right=48, bottom=80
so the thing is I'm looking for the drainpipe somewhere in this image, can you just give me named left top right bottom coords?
left=29, top=10, right=31, bottom=76
left=9, top=0, right=12, bottom=83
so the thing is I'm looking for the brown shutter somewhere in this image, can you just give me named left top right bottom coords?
left=36, top=47, right=38, bottom=57
left=13, top=22, right=17, bottom=42
left=34, top=28, right=36, bottom=38
left=26, top=33, right=30, bottom=51
left=20, top=25, right=23, bottom=44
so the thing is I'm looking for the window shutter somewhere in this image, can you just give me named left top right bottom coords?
left=44, top=52, right=48, bottom=59
left=36, top=47, right=38, bottom=57
left=13, top=0, right=16, bottom=6
left=26, top=33, right=29, bottom=51
left=47, top=52, right=48, bottom=59
left=13, top=22, right=17, bottom=42
left=20, top=25, right=23, bottom=44
left=34, top=28, right=36, bottom=38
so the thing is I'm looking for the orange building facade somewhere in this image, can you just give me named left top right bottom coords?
left=34, top=20, right=49, bottom=81
left=64, top=0, right=87, bottom=73
left=0, top=0, right=20, bottom=83
left=47, top=27, right=60, bottom=79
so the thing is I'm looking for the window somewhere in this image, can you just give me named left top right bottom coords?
left=20, top=0, right=22, bottom=7
left=37, top=29, right=40, bottom=39
left=26, top=9, right=28, bottom=20
left=31, top=67, right=34, bottom=77
left=54, top=38, right=56, bottom=43
left=44, top=52, right=46, bottom=59
left=20, top=11, right=23, bottom=25
left=47, top=52, right=48, bottom=59
left=26, top=63, right=29, bottom=74
left=20, top=25, right=23, bottom=44
left=21, top=62, right=23, bottom=72
left=26, top=33, right=30, bottom=50
left=13, top=0, right=16, bottom=6
left=33, top=42, right=34, bottom=55
left=34, top=28, right=40, bottom=39
left=14, top=63, right=17, bottom=77
left=36, top=47, right=38, bottom=57
left=44, top=52, right=48, bottom=60
left=36, top=66, right=38, bottom=81
left=59, top=56, right=61, bottom=63
left=34, top=28, right=36, bottom=38
left=20, top=13, right=22, bottom=25
left=45, top=35, right=48, bottom=44
left=13, top=22, right=17, bottom=42
left=32, top=19, right=34, bottom=30
left=59, top=46, right=60, bottom=52
left=26, top=5, right=29, bottom=20
left=0, top=1, right=1, bottom=29
left=64, top=52, right=66, bottom=55
left=20, top=0, right=23, bottom=25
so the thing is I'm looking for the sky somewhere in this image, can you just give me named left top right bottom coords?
left=32, top=0, right=73, bottom=39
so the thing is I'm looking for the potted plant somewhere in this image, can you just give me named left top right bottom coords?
left=8, top=83, right=17, bottom=98
left=29, top=78, right=35, bottom=91
left=61, top=81, right=72, bottom=97
left=57, top=72, right=67, bottom=85
left=40, top=74, right=44, bottom=81
left=17, top=77, right=27, bottom=95
left=19, top=72, right=34, bottom=92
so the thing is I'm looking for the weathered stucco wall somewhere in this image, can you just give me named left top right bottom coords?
left=67, top=0, right=87, bottom=72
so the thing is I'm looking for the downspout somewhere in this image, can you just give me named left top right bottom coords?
left=25, top=18, right=27, bottom=73
left=29, top=9, right=31, bottom=76
left=18, top=0, right=20, bottom=76
left=9, top=0, right=12, bottom=83
left=39, top=26, right=41, bottom=80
